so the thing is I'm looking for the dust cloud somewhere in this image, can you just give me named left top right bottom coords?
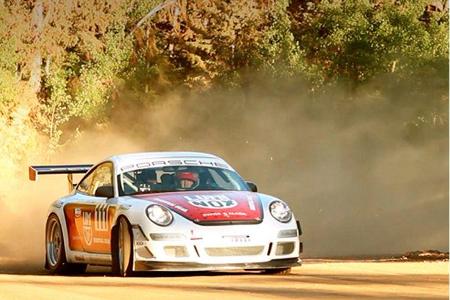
left=0, top=77, right=447, bottom=272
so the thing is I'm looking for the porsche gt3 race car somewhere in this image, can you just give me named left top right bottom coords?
left=29, top=152, right=302, bottom=276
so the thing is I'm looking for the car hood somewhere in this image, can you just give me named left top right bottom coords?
left=133, top=190, right=263, bottom=225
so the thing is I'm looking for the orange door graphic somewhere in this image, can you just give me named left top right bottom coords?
left=64, top=203, right=116, bottom=253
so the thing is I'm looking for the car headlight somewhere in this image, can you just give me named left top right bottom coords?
left=146, top=204, right=173, bottom=226
left=269, top=201, right=292, bottom=223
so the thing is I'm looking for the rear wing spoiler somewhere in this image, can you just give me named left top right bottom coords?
left=29, top=164, right=93, bottom=191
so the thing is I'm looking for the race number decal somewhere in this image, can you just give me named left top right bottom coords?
left=185, top=195, right=238, bottom=209
left=95, top=203, right=110, bottom=231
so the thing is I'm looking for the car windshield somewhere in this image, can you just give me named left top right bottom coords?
left=118, top=166, right=249, bottom=196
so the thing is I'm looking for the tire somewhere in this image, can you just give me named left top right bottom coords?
left=111, top=216, right=134, bottom=277
left=263, top=268, right=292, bottom=275
left=45, top=214, right=87, bottom=275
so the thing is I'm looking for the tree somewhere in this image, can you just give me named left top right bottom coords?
left=127, top=0, right=303, bottom=91
left=288, top=0, right=449, bottom=85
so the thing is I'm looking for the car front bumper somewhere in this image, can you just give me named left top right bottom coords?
left=134, top=257, right=301, bottom=272
left=130, top=218, right=302, bottom=272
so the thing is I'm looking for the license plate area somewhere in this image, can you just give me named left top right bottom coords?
left=222, top=235, right=251, bottom=243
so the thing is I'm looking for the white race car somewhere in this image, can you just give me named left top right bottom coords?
left=29, top=152, right=302, bottom=276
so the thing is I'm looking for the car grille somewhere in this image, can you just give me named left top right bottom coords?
left=204, top=246, right=264, bottom=257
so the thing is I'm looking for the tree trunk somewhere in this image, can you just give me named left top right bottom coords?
left=29, top=0, right=44, bottom=94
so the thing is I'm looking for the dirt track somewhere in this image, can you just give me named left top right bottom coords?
left=0, top=261, right=447, bottom=300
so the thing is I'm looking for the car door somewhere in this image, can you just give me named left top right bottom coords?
left=64, top=162, right=116, bottom=254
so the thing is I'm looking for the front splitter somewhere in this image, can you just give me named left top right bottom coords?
left=134, top=257, right=301, bottom=272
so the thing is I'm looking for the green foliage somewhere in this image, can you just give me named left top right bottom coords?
left=0, top=107, right=42, bottom=176
left=0, top=13, right=20, bottom=72
left=0, top=70, right=19, bottom=115
left=290, top=0, right=449, bottom=84
left=71, top=29, right=133, bottom=120
left=23, top=1, right=135, bottom=144
left=0, top=6, right=23, bottom=114
left=40, top=68, right=72, bottom=150
left=258, top=2, right=305, bottom=78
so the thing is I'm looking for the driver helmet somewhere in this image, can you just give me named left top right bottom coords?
left=176, top=171, right=199, bottom=190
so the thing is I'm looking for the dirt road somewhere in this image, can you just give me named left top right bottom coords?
left=0, top=261, right=447, bottom=300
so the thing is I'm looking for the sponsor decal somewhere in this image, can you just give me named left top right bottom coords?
left=202, top=211, right=247, bottom=218
left=136, top=162, right=151, bottom=168
left=93, top=237, right=110, bottom=244
left=202, top=212, right=222, bottom=217
left=185, top=195, right=238, bottom=209
left=74, top=207, right=81, bottom=218
left=82, top=211, right=93, bottom=246
left=173, top=205, right=188, bottom=212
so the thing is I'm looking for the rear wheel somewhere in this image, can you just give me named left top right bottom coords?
left=45, top=214, right=87, bottom=275
left=111, top=216, right=134, bottom=277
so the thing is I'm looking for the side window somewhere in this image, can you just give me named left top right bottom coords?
left=78, top=172, right=94, bottom=194
left=77, top=162, right=113, bottom=196
left=89, top=163, right=113, bottom=196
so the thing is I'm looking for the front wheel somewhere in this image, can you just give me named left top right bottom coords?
left=45, top=214, right=87, bottom=275
left=111, top=216, right=134, bottom=277
left=263, top=268, right=292, bottom=275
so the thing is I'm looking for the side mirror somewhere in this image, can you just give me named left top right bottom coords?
left=95, top=185, right=114, bottom=198
left=246, top=181, right=258, bottom=193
